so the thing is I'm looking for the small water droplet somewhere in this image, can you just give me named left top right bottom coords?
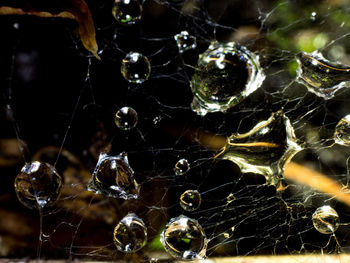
left=310, top=11, right=317, bottom=21
left=160, top=215, right=208, bottom=260
left=14, top=161, right=63, bottom=209
left=112, top=0, right=142, bottom=26
left=190, top=41, right=265, bottom=116
left=174, top=31, right=197, bottom=53
left=312, top=205, right=340, bottom=234
left=121, top=52, right=151, bottom=84
left=180, top=190, right=202, bottom=212
left=153, top=116, right=162, bottom=125
left=174, top=159, right=190, bottom=175
left=220, top=111, right=302, bottom=186
left=296, top=51, right=350, bottom=99
left=115, top=106, right=138, bottom=130
left=334, top=115, right=350, bottom=146
left=113, top=213, right=147, bottom=253
left=88, top=152, right=140, bottom=199
left=226, top=193, right=236, bottom=204
left=13, top=23, right=20, bottom=29
left=223, top=227, right=235, bottom=239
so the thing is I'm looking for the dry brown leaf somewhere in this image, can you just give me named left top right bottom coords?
left=0, top=0, right=100, bottom=59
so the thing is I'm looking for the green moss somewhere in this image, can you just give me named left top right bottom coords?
left=287, top=60, right=298, bottom=77
left=296, top=32, right=328, bottom=52
left=331, top=10, right=350, bottom=28
left=148, top=233, right=165, bottom=251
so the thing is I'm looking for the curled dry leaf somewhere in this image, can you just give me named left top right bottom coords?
left=0, top=0, right=100, bottom=59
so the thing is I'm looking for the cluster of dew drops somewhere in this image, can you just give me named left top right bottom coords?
left=12, top=0, right=350, bottom=260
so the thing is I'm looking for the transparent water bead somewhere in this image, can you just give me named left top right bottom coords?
left=121, top=52, right=151, bottom=84
left=310, top=11, right=317, bottom=22
left=180, top=190, right=202, bottom=212
left=296, top=51, right=350, bottom=99
left=112, top=0, right=142, bottom=26
left=312, top=206, right=340, bottom=234
left=334, top=114, right=350, bottom=146
left=115, top=106, right=138, bottom=130
left=220, top=110, right=302, bottom=186
left=190, top=41, right=265, bottom=116
left=113, top=213, right=147, bottom=253
left=174, top=159, right=190, bottom=175
left=174, top=31, right=197, bottom=53
left=88, top=152, right=140, bottom=199
left=14, top=161, right=63, bottom=209
left=160, top=215, right=207, bottom=260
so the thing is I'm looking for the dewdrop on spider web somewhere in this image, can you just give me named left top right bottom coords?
left=14, top=161, right=63, bottom=209
left=174, top=31, right=197, bottom=53
left=115, top=106, right=138, bottom=131
left=174, top=158, right=190, bottom=175
left=160, top=215, right=208, bottom=260
left=312, top=206, right=340, bottom=235
left=120, top=52, right=151, bottom=84
left=87, top=152, right=140, bottom=199
left=217, top=110, right=302, bottom=186
left=113, top=213, right=147, bottom=253
left=334, top=114, right=350, bottom=146
left=190, top=41, right=265, bottom=116
left=112, top=0, right=143, bottom=26
left=180, top=190, right=202, bottom=212
left=296, top=51, right=350, bottom=99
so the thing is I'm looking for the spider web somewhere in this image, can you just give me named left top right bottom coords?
left=1, top=0, right=350, bottom=260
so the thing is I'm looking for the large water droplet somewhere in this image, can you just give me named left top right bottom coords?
left=112, top=0, right=142, bottom=26
left=334, top=114, right=350, bottom=146
left=160, top=215, right=207, bottom=260
left=190, top=41, right=265, bottom=116
left=180, top=190, right=202, bottom=212
left=88, top=152, right=140, bottom=199
left=113, top=213, right=147, bottom=253
left=220, top=110, right=302, bottom=186
left=296, top=51, right=350, bottom=99
left=312, top=205, right=340, bottom=234
left=174, top=159, right=190, bottom=175
left=115, top=106, right=138, bottom=130
left=14, top=161, right=63, bottom=209
left=174, top=31, right=197, bottom=53
left=121, top=52, right=151, bottom=84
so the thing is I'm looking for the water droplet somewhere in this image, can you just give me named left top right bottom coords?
left=334, top=115, right=350, bottom=146
left=223, top=233, right=230, bottom=238
left=312, top=205, right=340, bottom=234
left=112, top=0, right=142, bottom=26
left=180, top=190, right=202, bottom=212
left=223, top=226, right=235, bottom=239
left=174, top=159, right=190, bottom=175
left=296, top=51, right=350, bottom=99
left=113, top=213, right=147, bottom=253
left=14, top=161, right=63, bottom=209
left=88, top=152, right=140, bottom=199
left=190, top=41, right=265, bottom=116
left=153, top=116, right=162, bottom=125
left=160, top=215, right=208, bottom=260
left=13, top=23, right=20, bottom=29
left=174, top=31, right=197, bottom=53
left=226, top=193, right=236, bottom=204
left=115, top=106, right=138, bottom=130
left=220, top=111, right=302, bottom=186
left=310, top=11, right=317, bottom=21
left=121, top=52, right=151, bottom=84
